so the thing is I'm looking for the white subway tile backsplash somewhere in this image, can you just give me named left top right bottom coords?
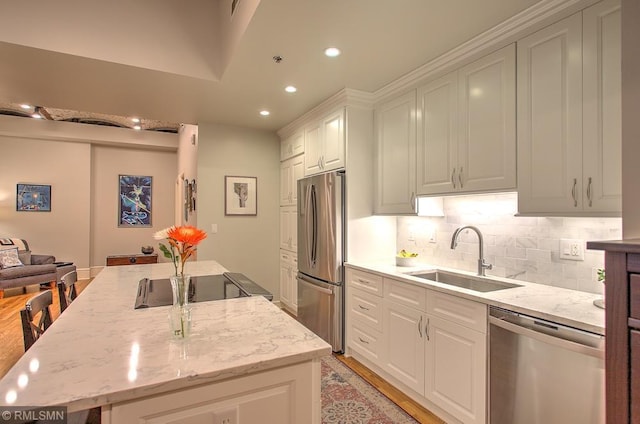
left=397, top=192, right=621, bottom=294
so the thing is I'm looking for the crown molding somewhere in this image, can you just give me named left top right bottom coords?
left=373, top=0, right=599, bottom=103
left=278, top=0, right=600, bottom=138
left=277, top=88, right=374, bottom=139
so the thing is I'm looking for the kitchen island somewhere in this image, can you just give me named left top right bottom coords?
left=0, top=260, right=331, bottom=423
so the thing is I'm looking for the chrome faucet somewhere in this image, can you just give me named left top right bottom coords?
left=450, top=225, right=493, bottom=276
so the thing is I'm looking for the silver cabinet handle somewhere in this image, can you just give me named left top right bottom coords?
left=358, top=304, right=370, bottom=311
left=355, top=278, right=370, bottom=285
left=458, top=167, right=463, bottom=189
left=451, top=168, right=457, bottom=189
left=425, top=318, right=430, bottom=341
left=571, top=178, right=578, bottom=207
left=317, top=157, right=321, bottom=169
left=587, top=177, right=592, bottom=207
left=321, top=156, right=325, bottom=169
left=418, top=315, right=423, bottom=338
left=410, top=192, right=416, bottom=212
left=358, top=337, right=370, bottom=345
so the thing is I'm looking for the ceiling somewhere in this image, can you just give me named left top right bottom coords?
left=0, top=0, right=542, bottom=132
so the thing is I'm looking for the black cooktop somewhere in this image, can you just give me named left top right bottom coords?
left=134, top=272, right=272, bottom=309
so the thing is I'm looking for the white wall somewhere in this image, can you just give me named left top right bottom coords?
left=0, top=135, right=91, bottom=268
left=397, top=192, right=622, bottom=294
left=177, top=124, right=199, bottom=227
left=0, top=115, right=178, bottom=276
left=197, top=122, right=280, bottom=297
left=90, top=145, right=177, bottom=269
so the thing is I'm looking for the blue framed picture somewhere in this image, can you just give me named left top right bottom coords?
left=118, top=175, right=152, bottom=227
left=16, top=184, right=51, bottom=212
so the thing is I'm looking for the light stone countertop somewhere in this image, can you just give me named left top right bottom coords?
left=0, top=260, right=331, bottom=412
left=346, top=261, right=605, bottom=335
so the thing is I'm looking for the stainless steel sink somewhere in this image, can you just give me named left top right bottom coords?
left=406, top=270, right=522, bottom=292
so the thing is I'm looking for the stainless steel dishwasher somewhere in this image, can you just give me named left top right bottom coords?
left=489, top=306, right=604, bottom=424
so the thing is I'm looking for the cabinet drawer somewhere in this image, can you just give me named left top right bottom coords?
left=347, top=269, right=383, bottom=296
left=349, top=288, right=383, bottom=331
left=427, top=291, right=487, bottom=333
left=384, top=278, right=427, bottom=311
left=349, top=320, right=384, bottom=363
left=630, top=274, right=640, bottom=319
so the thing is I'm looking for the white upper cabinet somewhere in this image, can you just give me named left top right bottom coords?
left=280, top=130, right=304, bottom=161
left=517, top=0, right=621, bottom=215
left=304, top=108, right=345, bottom=176
left=582, top=0, right=622, bottom=213
left=374, top=91, right=417, bottom=214
left=280, top=155, right=304, bottom=206
left=417, top=44, right=516, bottom=195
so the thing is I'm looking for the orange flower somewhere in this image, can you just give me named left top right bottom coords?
left=167, top=226, right=208, bottom=246
left=163, top=225, right=208, bottom=276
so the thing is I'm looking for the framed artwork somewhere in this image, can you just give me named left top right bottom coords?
left=225, top=176, right=257, bottom=216
left=16, top=184, right=51, bottom=212
left=118, top=175, right=152, bottom=227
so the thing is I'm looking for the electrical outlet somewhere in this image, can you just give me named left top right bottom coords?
left=408, top=232, right=415, bottom=242
left=213, top=407, right=238, bottom=424
left=560, top=239, right=585, bottom=261
left=428, top=229, right=437, bottom=243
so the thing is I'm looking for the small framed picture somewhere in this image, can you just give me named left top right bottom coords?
left=225, top=176, right=257, bottom=216
left=16, top=184, right=51, bottom=212
left=118, top=175, right=152, bottom=227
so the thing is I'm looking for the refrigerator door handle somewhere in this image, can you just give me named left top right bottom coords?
left=303, top=183, right=313, bottom=269
left=310, top=184, right=318, bottom=268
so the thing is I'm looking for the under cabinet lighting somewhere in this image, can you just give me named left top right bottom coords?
left=133, top=125, right=141, bottom=130
left=131, top=117, right=140, bottom=123
left=20, top=104, right=31, bottom=110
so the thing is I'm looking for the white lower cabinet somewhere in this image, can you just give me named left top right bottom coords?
left=279, top=250, right=297, bottom=314
left=105, top=360, right=320, bottom=423
left=346, top=268, right=487, bottom=424
left=425, top=315, right=486, bottom=424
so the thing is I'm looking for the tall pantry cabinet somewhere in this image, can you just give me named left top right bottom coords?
left=279, top=131, right=304, bottom=314
left=517, top=0, right=621, bottom=215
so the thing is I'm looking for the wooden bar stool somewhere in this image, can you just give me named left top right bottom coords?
left=58, top=270, right=79, bottom=313
left=20, top=289, right=53, bottom=351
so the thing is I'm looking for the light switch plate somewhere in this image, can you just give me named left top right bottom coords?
left=560, top=238, right=584, bottom=261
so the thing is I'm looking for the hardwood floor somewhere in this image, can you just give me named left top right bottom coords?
left=335, top=354, right=446, bottom=424
left=0, top=280, right=92, bottom=378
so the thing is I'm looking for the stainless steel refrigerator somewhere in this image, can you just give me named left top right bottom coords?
left=297, top=171, right=345, bottom=352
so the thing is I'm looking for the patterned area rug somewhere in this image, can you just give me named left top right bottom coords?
left=321, top=355, right=418, bottom=424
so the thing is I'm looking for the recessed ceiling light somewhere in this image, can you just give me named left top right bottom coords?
left=285, top=85, right=297, bottom=93
left=324, top=47, right=341, bottom=57
left=20, top=104, right=31, bottom=110
left=131, top=117, right=140, bottom=123
left=260, top=110, right=270, bottom=116
left=133, top=125, right=141, bottom=130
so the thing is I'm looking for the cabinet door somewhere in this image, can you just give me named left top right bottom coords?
left=322, top=108, right=345, bottom=171
left=583, top=0, right=621, bottom=214
left=280, top=159, right=293, bottom=206
left=383, top=300, right=425, bottom=395
left=425, top=315, right=486, bottom=424
left=291, top=130, right=305, bottom=158
left=280, top=252, right=292, bottom=308
left=458, top=44, right=516, bottom=193
left=281, top=137, right=293, bottom=161
left=304, top=123, right=322, bottom=175
left=631, top=330, right=640, bottom=424
left=417, top=72, right=458, bottom=195
left=517, top=13, right=583, bottom=214
left=279, top=206, right=296, bottom=251
left=291, top=155, right=305, bottom=206
left=374, top=91, right=417, bottom=214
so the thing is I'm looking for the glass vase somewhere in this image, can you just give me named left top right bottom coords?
left=169, top=274, right=192, bottom=338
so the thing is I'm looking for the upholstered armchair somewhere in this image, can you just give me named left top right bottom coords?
left=0, top=238, right=57, bottom=299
